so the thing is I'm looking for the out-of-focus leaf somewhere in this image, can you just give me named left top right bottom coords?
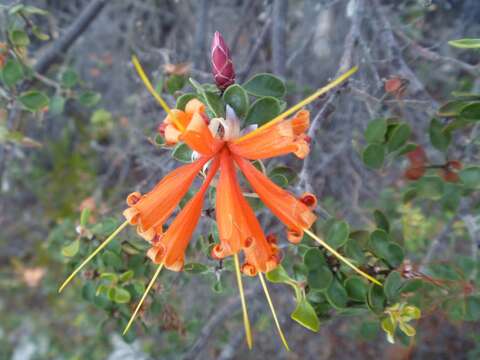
left=362, top=143, right=385, bottom=169
left=18, top=91, right=49, bottom=112
left=459, top=166, right=480, bottom=189
left=387, top=123, right=411, bottom=152
left=61, top=69, right=78, bottom=88
left=62, top=239, right=80, bottom=257
left=243, top=73, right=286, bottom=98
left=79, top=91, right=102, bottom=107
left=448, top=38, right=480, bottom=49
left=429, top=118, right=451, bottom=151
left=365, top=118, right=387, bottom=143
left=9, top=29, right=30, bottom=47
left=291, top=298, right=320, bottom=332
left=1, top=58, right=24, bottom=87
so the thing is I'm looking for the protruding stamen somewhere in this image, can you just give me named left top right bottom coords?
left=304, top=228, right=382, bottom=286
left=233, top=253, right=253, bottom=349
left=258, top=272, right=290, bottom=351
left=123, top=263, right=164, bottom=335
left=131, top=55, right=185, bottom=132
left=58, top=220, right=129, bottom=293
left=233, top=66, right=358, bottom=144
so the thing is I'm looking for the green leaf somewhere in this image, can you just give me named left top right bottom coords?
left=344, top=276, right=367, bottom=301
left=373, top=209, right=390, bottom=233
left=367, top=284, right=386, bottom=314
left=245, top=97, right=282, bottom=126
left=448, top=38, right=480, bottom=49
left=291, top=298, right=320, bottom=332
left=326, top=220, right=349, bottom=249
left=266, top=265, right=293, bottom=283
left=384, top=243, right=404, bottom=268
left=18, top=91, right=49, bottom=112
left=303, top=248, right=327, bottom=269
left=176, top=93, right=197, bottom=110
left=399, top=279, right=423, bottom=293
left=344, top=239, right=366, bottom=264
left=325, top=279, right=348, bottom=309
left=119, top=270, right=134, bottom=282
left=381, top=317, right=396, bottom=344
left=61, top=69, right=78, bottom=88
left=429, top=118, right=451, bottom=151
left=80, top=208, right=90, bottom=227
left=1, top=58, right=24, bottom=87
left=165, top=75, right=186, bottom=94
left=365, top=118, right=387, bottom=143
left=268, top=166, right=297, bottom=187
left=99, top=272, right=117, bottom=283
left=79, top=91, right=101, bottom=107
left=460, top=102, right=480, bottom=121
left=223, top=84, right=249, bottom=118
left=48, top=96, right=66, bottom=115
left=387, top=123, right=411, bottom=152
left=437, top=100, right=472, bottom=117
left=113, top=287, right=131, bottom=304
left=384, top=271, right=403, bottom=302
left=172, top=143, right=193, bottom=163
left=184, top=262, right=209, bottom=274
left=9, top=29, right=30, bottom=47
left=102, top=250, right=123, bottom=269
left=416, top=176, right=444, bottom=200
left=459, top=166, right=480, bottom=189
left=204, top=91, right=225, bottom=118
left=31, top=26, right=50, bottom=41
left=369, top=229, right=390, bottom=259
left=362, top=143, right=385, bottom=169
left=307, top=266, right=333, bottom=291
left=82, top=282, right=96, bottom=302
left=243, top=73, right=286, bottom=98
left=62, top=239, right=80, bottom=257
left=465, top=296, right=480, bottom=322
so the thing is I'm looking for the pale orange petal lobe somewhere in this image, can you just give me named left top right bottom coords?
left=180, top=112, right=223, bottom=155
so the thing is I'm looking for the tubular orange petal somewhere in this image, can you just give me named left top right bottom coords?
left=123, top=156, right=211, bottom=237
left=228, top=110, right=310, bottom=160
left=163, top=109, right=190, bottom=144
left=214, top=149, right=246, bottom=258
left=150, top=157, right=220, bottom=271
left=180, top=112, right=224, bottom=155
left=234, top=155, right=316, bottom=240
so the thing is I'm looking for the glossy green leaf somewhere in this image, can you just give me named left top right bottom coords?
left=62, top=239, right=80, bottom=257
left=384, top=271, right=403, bottom=302
left=460, top=102, right=480, bottom=121
left=365, top=118, right=387, bottom=143
left=18, top=91, right=49, bottom=112
left=384, top=243, right=404, bottom=268
left=344, top=276, right=367, bottom=301
left=223, top=84, right=249, bottom=118
left=344, top=239, right=366, bottom=264
left=48, top=96, right=66, bottom=115
left=119, top=270, right=134, bottom=282
left=416, top=176, right=444, bottom=200
left=369, top=229, right=390, bottom=257
left=172, top=143, right=193, bottom=163
left=367, top=284, right=385, bottom=314
left=113, top=287, right=131, bottom=304
left=325, top=279, right=348, bottom=309
left=307, top=266, right=333, bottom=291
left=448, top=38, right=480, bottom=49
left=204, top=91, right=225, bottom=118
left=362, top=143, right=385, bottom=169
left=326, top=220, right=349, bottom=249
left=304, top=248, right=327, bottom=269
left=79, top=91, right=102, bottom=107
left=61, top=69, right=78, bottom=88
left=387, top=123, right=411, bottom=152
left=243, top=73, right=286, bottom=98
left=165, top=74, right=186, bottom=94
left=459, top=166, right=480, bottom=189
left=429, top=118, right=451, bottom=151
left=373, top=209, right=390, bottom=233
left=9, top=29, right=30, bottom=47
left=266, top=265, right=293, bottom=283
left=399, top=279, right=423, bottom=293
left=176, top=93, right=197, bottom=110
left=245, top=96, right=282, bottom=126
left=291, top=298, right=320, bottom=332
left=184, top=262, right=209, bottom=274
left=1, top=58, right=24, bottom=87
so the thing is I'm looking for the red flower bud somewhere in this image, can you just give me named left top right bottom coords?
left=407, top=146, right=427, bottom=166
left=405, top=166, right=425, bottom=180
left=210, top=31, right=235, bottom=90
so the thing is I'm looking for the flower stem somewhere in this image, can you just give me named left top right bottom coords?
left=258, top=272, right=290, bottom=351
left=123, top=263, right=164, bottom=335
left=304, top=228, right=382, bottom=286
left=233, top=253, right=253, bottom=349
left=58, top=220, right=129, bottom=293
